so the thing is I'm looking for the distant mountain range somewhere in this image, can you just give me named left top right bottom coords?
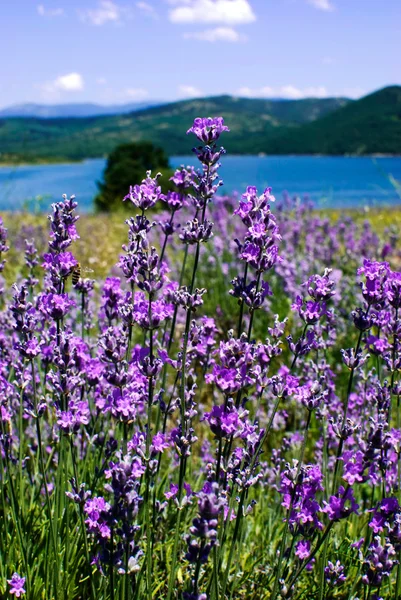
left=0, top=101, right=162, bottom=119
left=0, top=86, right=399, bottom=163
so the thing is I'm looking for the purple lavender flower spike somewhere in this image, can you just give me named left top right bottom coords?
left=39, top=292, right=76, bottom=321
left=123, top=170, right=165, bottom=210
left=187, top=117, right=230, bottom=144
left=323, top=485, right=359, bottom=520
left=362, top=536, right=398, bottom=587
left=48, top=194, right=79, bottom=253
left=325, top=561, right=346, bottom=586
left=295, top=539, right=311, bottom=560
left=185, top=482, right=226, bottom=565
left=7, top=573, right=26, bottom=597
left=357, top=259, right=390, bottom=308
left=369, top=497, right=399, bottom=533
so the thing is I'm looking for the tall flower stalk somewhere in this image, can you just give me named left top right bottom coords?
left=166, top=117, right=229, bottom=600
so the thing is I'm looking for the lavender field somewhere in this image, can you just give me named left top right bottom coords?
left=2, top=118, right=401, bottom=600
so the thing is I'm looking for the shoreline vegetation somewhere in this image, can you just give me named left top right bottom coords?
left=0, top=156, right=85, bottom=166
left=1, top=152, right=401, bottom=167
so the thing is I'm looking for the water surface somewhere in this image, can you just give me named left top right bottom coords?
left=0, top=155, right=400, bottom=212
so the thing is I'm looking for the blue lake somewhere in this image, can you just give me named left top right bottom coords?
left=0, top=155, right=400, bottom=212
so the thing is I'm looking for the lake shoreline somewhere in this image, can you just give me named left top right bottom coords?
left=1, top=152, right=401, bottom=168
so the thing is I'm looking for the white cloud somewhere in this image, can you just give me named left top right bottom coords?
left=169, top=0, right=256, bottom=25
left=179, top=84, right=203, bottom=97
left=282, top=85, right=329, bottom=99
left=79, top=1, right=123, bottom=25
left=342, top=87, right=366, bottom=99
left=97, top=77, right=107, bottom=85
left=37, top=4, right=64, bottom=17
left=238, top=85, right=367, bottom=100
left=137, top=1, right=158, bottom=17
left=237, top=86, right=274, bottom=97
left=54, top=73, right=84, bottom=91
left=307, top=0, right=335, bottom=12
left=237, top=85, right=329, bottom=99
left=40, top=72, right=84, bottom=99
left=280, top=85, right=322, bottom=99
left=124, top=88, right=149, bottom=100
left=184, top=26, right=244, bottom=42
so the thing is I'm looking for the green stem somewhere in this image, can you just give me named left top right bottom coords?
left=31, top=360, right=59, bottom=599
left=166, top=508, right=183, bottom=600
left=271, top=410, right=312, bottom=600
left=159, top=211, right=175, bottom=265
left=145, top=301, right=154, bottom=600
left=291, top=324, right=309, bottom=371
left=110, top=527, right=115, bottom=600
left=221, top=493, right=245, bottom=598
left=332, top=327, right=364, bottom=494
left=81, top=290, right=86, bottom=340
left=246, top=271, right=262, bottom=341
left=213, top=392, right=283, bottom=596
left=237, top=263, right=248, bottom=337
left=286, top=521, right=335, bottom=593
left=166, top=170, right=210, bottom=600
left=69, top=437, right=96, bottom=600
left=0, top=421, right=31, bottom=594
left=318, top=531, right=329, bottom=600
left=193, top=541, right=206, bottom=595
left=165, top=245, right=189, bottom=351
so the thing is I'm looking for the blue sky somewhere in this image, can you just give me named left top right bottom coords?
left=0, top=0, right=400, bottom=107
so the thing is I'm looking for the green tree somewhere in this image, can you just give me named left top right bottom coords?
left=94, top=141, right=173, bottom=212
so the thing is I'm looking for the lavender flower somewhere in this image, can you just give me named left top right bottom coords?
left=362, top=536, right=398, bottom=586
left=123, top=170, right=165, bottom=210
left=7, top=573, right=26, bottom=597
left=185, top=482, right=225, bottom=564
left=325, top=560, right=346, bottom=586
left=47, top=194, right=79, bottom=253
left=187, top=117, right=229, bottom=144
left=357, top=260, right=390, bottom=307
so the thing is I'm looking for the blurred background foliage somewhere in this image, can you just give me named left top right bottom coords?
left=94, top=141, right=173, bottom=212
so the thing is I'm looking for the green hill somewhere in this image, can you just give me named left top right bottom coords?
left=0, top=86, right=399, bottom=162
left=271, top=86, right=401, bottom=155
left=0, top=96, right=349, bottom=162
